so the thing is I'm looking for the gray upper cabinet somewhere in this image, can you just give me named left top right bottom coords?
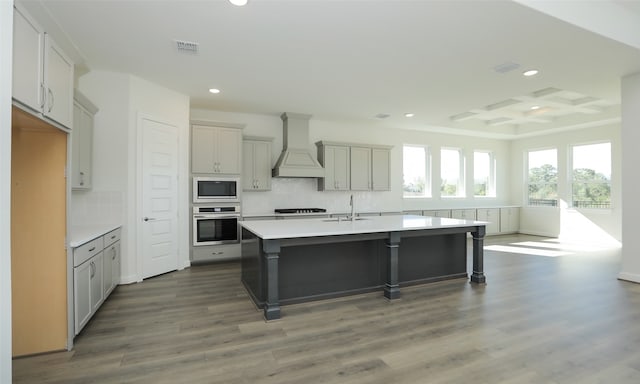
left=191, top=124, right=242, bottom=174
left=71, top=91, right=98, bottom=190
left=350, top=146, right=371, bottom=191
left=317, top=143, right=350, bottom=191
left=243, top=137, right=272, bottom=191
left=371, top=147, right=391, bottom=191
left=317, top=141, right=393, bottom=192
left=12, top=5, right=74, bottom=129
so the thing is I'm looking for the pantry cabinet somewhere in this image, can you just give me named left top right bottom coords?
left=243, top=137, right=272, bottom=191
left=192, top=124, right=242, bottom=174
left=71, top=91, right=98, bottom=190
left=317, top=143, right=350, bottom=191
left=12, top=4, right=74, bottom=128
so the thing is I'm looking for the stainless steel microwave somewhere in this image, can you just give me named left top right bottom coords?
left=193, top=177, right=240, bottom=203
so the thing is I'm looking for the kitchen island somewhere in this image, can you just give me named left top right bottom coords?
left=240, top=214, right=486, bottom=320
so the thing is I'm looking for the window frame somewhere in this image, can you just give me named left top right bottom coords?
left=402, top=144, right=431, bottom=199
left=526, top=147, right=558, bottom=207
left=570, top=141, right=612, bottom=210
left=473, top=150, right=496, bottom=198
left=440, top=147, right=465, bottom=198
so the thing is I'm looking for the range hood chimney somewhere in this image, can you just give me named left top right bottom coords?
left=272, top=112, right=325, bottom=178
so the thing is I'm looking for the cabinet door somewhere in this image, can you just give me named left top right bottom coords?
left=451, top=209, right=476, bottom=220
left=372, top=148, right=391, bottom=191
left=242, top=141, right=255, bottom=190
left=104, top=241, right=120, bottom=296
left=74, top=260, right=92, bottom=334
left=103, top=246, right=113, bottom=297
left=43, top=34, right=74, bottom=128
left=330, top=146, right=350, bottom=190
left=216, top=128, right=242, bottom=174
left=423, top=209, right=451, bottom=218
left=253, top=140, right=271, bottom=190
left=477, top=208, right=500, bottom=234
left=350, top=147, right=371, bottom=191
left=90, top=253, right=104, bottom=313
left=12, top=5, right=44, bottom=112
left=191, top=125, right=216, bottom=173
left=500, top=207, right=520, bottom=233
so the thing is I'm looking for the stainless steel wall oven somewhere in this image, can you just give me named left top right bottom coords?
left=192, top=205, right=241, bottom=246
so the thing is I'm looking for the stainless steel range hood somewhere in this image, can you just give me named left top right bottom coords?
left=272, top=112, right=325, bottom=178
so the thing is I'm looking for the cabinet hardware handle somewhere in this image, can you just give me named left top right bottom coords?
left=111, top=235, right=116, bottom=239
left=88, top=247, right=96, bottom=252
left=47, top=88, right=54, bottom=113
left=40, top=83, right=46, bottom=109
left=90, top=261, right=95, bottom=278
left=143, top=217, right=157, bottom=222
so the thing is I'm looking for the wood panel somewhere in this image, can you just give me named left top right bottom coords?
left=11, top=106, right=68, bottom=356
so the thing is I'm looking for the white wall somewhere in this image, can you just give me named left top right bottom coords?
left=620, top=72, right=640, bottom=282
left=190, top=109, right=512, bottom=215
left=1, top=1, right=13, bottom=380
left=510, top=124, right=621, bottom=244
left=76, top=71, right=190, bottom=283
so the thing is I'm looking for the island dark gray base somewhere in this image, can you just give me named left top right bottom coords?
left=241, top=226, right=486, bottom=320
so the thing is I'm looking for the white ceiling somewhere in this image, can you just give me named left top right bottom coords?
left=22, top=0, right=640, bottom=139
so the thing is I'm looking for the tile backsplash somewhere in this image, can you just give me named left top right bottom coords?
left=70, top=190, right=124, bottom=226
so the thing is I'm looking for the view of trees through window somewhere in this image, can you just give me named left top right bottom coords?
left=474, top=151, right=494, bottom=197
left=572, top=142, right=611, bottom=208
left=403, top=145, right=429, bottom=197
left=441, top=148, right=463, bottom=197
left=528, top=149, right=558, bottom=206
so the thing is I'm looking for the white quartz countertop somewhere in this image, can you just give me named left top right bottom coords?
left=70, top=224, right=122, bottom=247
left=240, top=214, right=486, bottom=240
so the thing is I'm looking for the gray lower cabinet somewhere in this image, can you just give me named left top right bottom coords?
left=451, top=209, right=477, bottom=220
left=423, top=209, right=452, bottom=218
left=500, top=207, right=520, bottom=233
left=73, top=227, right=121, bottom=335
left=476, top=208, right=500, bottom=235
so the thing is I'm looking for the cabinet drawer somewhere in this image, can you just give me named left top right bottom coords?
left=73, top=237, right=103, bottom=267
left=104, top=228, right=121, bottom=247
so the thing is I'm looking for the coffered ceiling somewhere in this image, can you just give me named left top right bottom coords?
left=20, top=0, right=640, bottom=139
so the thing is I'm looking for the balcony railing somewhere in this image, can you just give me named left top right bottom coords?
left=528, top=198, right=558, bottom=207
left=572, top=201, right=611, bottom=209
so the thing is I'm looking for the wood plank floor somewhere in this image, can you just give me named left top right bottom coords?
left=13, top=235, right=640, bottom=383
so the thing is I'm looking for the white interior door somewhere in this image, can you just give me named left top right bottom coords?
left=141, top=116, right=179, bottom=279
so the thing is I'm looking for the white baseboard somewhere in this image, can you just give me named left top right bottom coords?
left=618, top=272, right=640, bottom=284
left=517, top=229, right=558, bottom=238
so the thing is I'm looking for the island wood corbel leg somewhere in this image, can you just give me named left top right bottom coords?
left=263, top=239, right=281, bottom=320
left=470, top=225, right=486, bottom=284
left=384, top=232, right=401, bottom=299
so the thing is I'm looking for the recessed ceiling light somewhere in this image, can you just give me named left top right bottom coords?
left=523, top=69, right=539, bottom=77
left=228, top=0, right=248, bottom=6
left=404, top=113, right=415, bottom=118
left=530, top=105, right=540, bottom=110
left=209, top=88, right=220, bottom=94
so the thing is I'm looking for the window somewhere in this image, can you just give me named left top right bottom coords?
left=441, top=148, right=464, bottom=197
left=474, top=151, right=495, bottom=197
left=403, top=145, right=430, bottom=198
left=527, top=148, right=558, bottom=206
left=571, top=142, right=611, bottom=208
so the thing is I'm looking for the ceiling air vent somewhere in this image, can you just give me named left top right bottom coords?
left=174, top=39, right=199, bottom=54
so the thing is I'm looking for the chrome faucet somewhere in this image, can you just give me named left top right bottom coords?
left=350, top=194, right=355, bottom=221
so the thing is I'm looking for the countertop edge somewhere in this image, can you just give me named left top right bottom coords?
left=70, top=224, right=122, bottom=248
